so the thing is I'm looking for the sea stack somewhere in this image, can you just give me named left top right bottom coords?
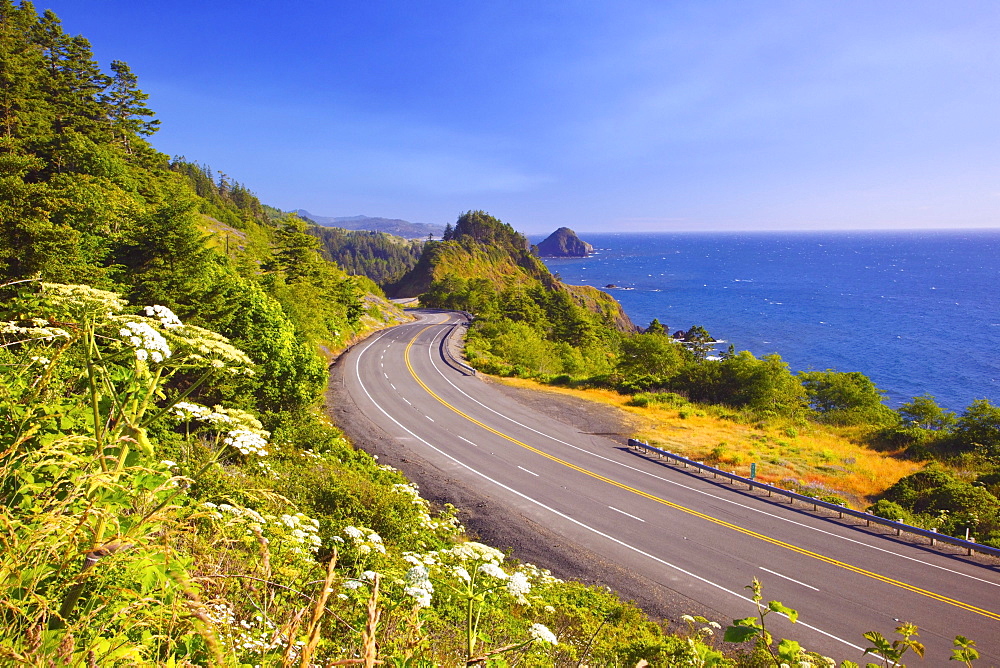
left=536, top=227, right=593, bottom=257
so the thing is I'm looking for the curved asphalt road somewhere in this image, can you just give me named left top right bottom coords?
left=339, top=310, right=1000, bottom=664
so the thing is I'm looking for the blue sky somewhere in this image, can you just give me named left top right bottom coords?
left=40, top=1, right=1000, bottom=233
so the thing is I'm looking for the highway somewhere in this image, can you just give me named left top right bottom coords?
left=336, top=310, right=1000, bottom=664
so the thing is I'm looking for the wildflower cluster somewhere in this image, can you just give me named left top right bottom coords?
left=529, top=622, right=558, bottom=645
left=117, top=320, right=172, bottom=363
left=201, top=503, right=322, bottom=562
left=167, top=322, right=253, bottom=374
left=392, top=482, right=464, bottom=538
left=39, top=282, right=127, bottom=318
left=202, top=502, right=265, bottom=530
left=278, top=513, right=322, bottom=556
left=333, top=525, right=386, bottom=557
left=143, top=304, right=183, bottom=328
left=0, top=319, right=71, bottom=345
left=223, top=430, right=268, bottom=456
left=171, top=401, right=271, bottom=458
left=203, top=601, right=296, bottom=659
left=403, top=565, right=434, bottom=608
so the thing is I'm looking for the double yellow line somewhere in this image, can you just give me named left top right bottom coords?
left=404, top=326, right=1000, bottom=622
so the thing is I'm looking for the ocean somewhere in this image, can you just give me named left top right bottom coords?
left=536, top=230, right=1000, bottom=412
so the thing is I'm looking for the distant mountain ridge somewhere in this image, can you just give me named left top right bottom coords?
left=294, top=210, right=444, bottom=239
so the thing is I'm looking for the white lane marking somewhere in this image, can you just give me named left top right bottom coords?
left=352, top=327, right=865, bottom=655
left=383, top=373, right=388, bottom=378
left=422, top=329, right=999, bottom=589
left=609, top=506, right=646, bottom=522
left=518, top=466, right=539, bottom=477
left=760, top=567, right=820, bottom=591
left=425, top=415, right=434, bottom=422
left=458, top=436, right=478, bottom=447
left=391, top=383, right=396, bottom=390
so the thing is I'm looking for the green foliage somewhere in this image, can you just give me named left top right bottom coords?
left=310, top=225, right=424, bottom=286
left=715, top=352, right=805, bottom=416
left=723, top=578, right=810, bottom=667
left=645, top=317, right=666, bottom=334
left=952, top=398, right=1000, bottom=458
left=799, top=370, right=899, bottom=427
left=950, top=635, right=980, bottom=666
left=870, top=467, right=1000, bottom=544
left=616, top=331, right=689, bottom=383
left=861, top=622, right=925, bottom=667
left=898, top=393, right=955, bottom=431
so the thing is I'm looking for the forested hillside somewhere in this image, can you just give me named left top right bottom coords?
left=308, top=225, right=424, bottom=286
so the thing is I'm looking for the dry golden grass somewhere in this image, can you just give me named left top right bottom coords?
left=495, top=377, right=923, bottom=508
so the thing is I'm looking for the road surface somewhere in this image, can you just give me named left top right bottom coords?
left=333, top=310, right=1000, bottom=664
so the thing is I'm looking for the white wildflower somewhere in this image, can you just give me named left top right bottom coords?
left=171, top=401, right=212, bottom=420
left=529, top=622, right=558, bottom=645
left=224, top=429, right=268, bottom=456
left=1, top=320, right=70, bottom=342
left=450, top=541, right=504, bottom=564
left=478, top=562, right=508, bottom=580
left=118, top=320, right=171, bottom=363
left=144, top=304, right=183, bottom=328
left=506, top=571, right=531, bottom=599
left=403, top=566, right=434, bottom=608
left=452, top=566, right=471, bottom=583
left=39, top=282, right=127, bottom=318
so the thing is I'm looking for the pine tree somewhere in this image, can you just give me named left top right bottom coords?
left=103, top=59, right=159, bottom=153
left=0, top=0, right=45, bottom=142
left=33, top=10, right=109, bottom=143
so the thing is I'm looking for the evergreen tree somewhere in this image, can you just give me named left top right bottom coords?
left=645, top=318, right=665, bottom=334
left=33, top=10, right=109, bottom=145
left=102, top=59, right=159, bottom=153
left=0, top=0, right=45, bottom=141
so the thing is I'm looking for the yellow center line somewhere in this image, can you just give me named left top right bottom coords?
left=403, top=325, right=1000, bottom=621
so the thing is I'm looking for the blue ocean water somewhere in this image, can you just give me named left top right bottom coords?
left=536, top=230, right=1000, bottom=412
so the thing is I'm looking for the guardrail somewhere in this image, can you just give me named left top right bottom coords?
left=627, top=438, right=1000, bottom=560
left=440, top=316, right=477, bottom=376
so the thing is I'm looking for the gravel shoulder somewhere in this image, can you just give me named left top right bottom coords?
left=324, top=339, right=727, bottom=627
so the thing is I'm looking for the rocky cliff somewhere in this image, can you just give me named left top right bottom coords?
left=536, top=227, right=593, bottom=257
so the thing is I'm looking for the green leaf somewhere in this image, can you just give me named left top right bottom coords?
left=768, top=599, right=799, bottom=623
left=776, top=638, right=802, bottom=662
left=724, top=624, right=761, bottom=643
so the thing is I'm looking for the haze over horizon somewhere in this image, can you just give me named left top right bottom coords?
left=39, top=1, right=1000, bottom=234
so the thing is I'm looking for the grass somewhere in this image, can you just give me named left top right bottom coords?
left=494, top=377, right=923, bottom=508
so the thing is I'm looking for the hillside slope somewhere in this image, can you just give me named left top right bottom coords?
left=390, top=210, right=634, bottom=332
